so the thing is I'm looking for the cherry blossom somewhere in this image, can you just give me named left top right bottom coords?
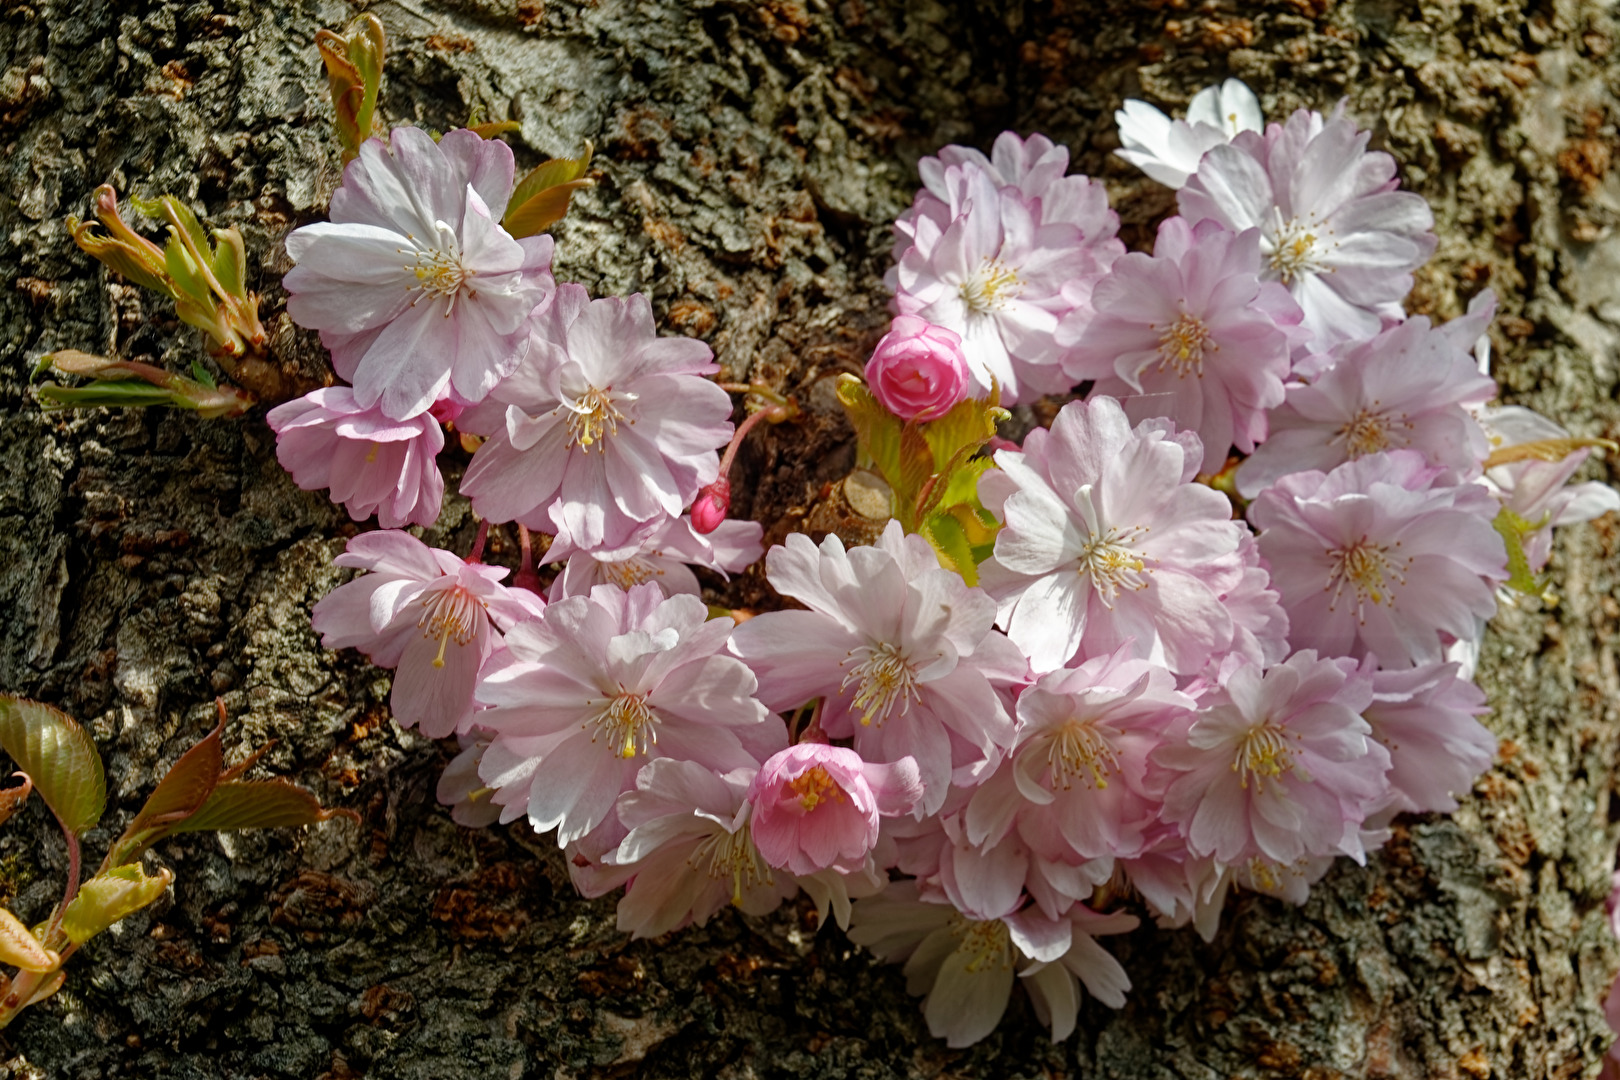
left=283, top=127, right=554, bottom=420
left=748, top=743, right=923, bottom=875
left=1250, top=450, right=1507, bottom=666
left=267, top=386, right=445, bottom=528
left=310, top=531, right=545, bottom=738
left=977, top=395, right=1248, bottom=673
left=729, top=521, right=1026, bottom=814
left=1066, top=217, right=1305, bottom=473
left=458, top=284, right=733, bottom=549
left=1179, top=104, right=1436, bottom=349
left=847, top=881, right=1136, bottom=1048
left=472, top=583, right=769, bottom=845
left=889, top=153, right=1122, bottom=403
left=1115, top=79, right=1264, bottom=189
left=865, top=315, right=970, bottom=421
left=1361, top=659, right=1493, bottom=815
left=1156, top=651, right=1387, bottom=865
left=1238, top=297, right=1498, bottom=496
left=545, top=513, right=764, bottom=601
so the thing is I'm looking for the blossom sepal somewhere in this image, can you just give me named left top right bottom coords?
left=315, top=14, right=386, bottom=163
left=836, top=373, right=1005, bottom=582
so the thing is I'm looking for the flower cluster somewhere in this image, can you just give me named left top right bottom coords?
left=284, top=87, right=1616, bottom=1050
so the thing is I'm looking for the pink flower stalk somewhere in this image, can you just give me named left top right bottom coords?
left=606, top=758, right=882, bottom=938
left=846, top=882, right=1136, bottom=1048
left=310, top=531, right=546, bottom=738
left=1238, top=297, right=1498, bottom=497
left=1361, top=660, right=1493, bottom=815
left=865, top=316, right=970, bottom=421
left=1065, top=217, right=1305, bottom=473
left=1477, top=405, right=1620, bottom=572
left=473, top=583, right=769, bottom=845
left=728, top=521, right=1026, bottom=814
left=1115, top=79, right=1264, bottom=189
left=283, top=128, right=554, bottom=420
left=546, top=513, right=764, bottom=601
left=747, top=744, right=923, bottom=875
left=962, top=650, right=1194, bottom=913
left=458, top=284, right=733, bottom=550
left=976, top=396, right=1248, bottom=674
left=889, top=153, right=1123, bottom=403
left=1179, top=104, right=1437, bottom=349
left=1156, top=651, right=1387, bottom=865
left=1249, top=450, right=1507, bottom=667
left=266, top=386, right=445, bottom=528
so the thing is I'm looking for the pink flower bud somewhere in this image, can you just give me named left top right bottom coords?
left=747, top=744, right=923, bottom=876
left=690, top=478, right=731, bottom=534
left=864, top=315, right=970, bottom=422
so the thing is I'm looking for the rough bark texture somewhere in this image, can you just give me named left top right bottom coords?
left=1, top=0, right=1618, bottom=1077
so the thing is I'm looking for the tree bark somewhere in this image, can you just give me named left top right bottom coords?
left=1, top=0, right=1618, bottom=1077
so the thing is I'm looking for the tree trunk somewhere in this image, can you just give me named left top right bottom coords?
left=2, top=0, right=1618, bottom=1076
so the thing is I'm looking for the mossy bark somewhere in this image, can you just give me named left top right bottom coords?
left=1, top=1, right=1618, bottom=1077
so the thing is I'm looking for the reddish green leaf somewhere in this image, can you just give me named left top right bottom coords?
left=172, top=779, right=350, bottom=834
left=504, top=142, right=594, bottom=237
left=0, top=908, right=55, bottom=973
left=0, top=697, right=105, bottom=836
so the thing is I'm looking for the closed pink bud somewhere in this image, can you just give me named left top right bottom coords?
left=865, top=315, right=970, bottom=422
left=690, top=478, right=731, bottom=534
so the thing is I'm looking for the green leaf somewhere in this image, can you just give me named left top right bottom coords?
left=921, top=511, right=979, bottom=585
left=0, top=697, right=105, bottom=836
left=172, top=779, right=348, bottom=833
left=0, top=773, right=31, bottom=828
left=837, top=376, right=904, bottom=497
left=919, top=394, right=1005, bottom=473
left=107, top=722, right=224, bottom=867
left=36, top=381, right=189, bottom=411
left=209, top=227, right=246, bottom=298
left=61, top=864, right=172, bottom=945
left=0, top=908, right=56, bottom=973
left=504, top=142, right=594, bottom=237
left=189, top=360, right=217, bottom=390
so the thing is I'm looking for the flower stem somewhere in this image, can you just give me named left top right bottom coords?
left=467, top=519, right=491, bottom=564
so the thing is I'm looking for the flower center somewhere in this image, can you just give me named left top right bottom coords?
left=599, top=556, right=661, bottom=589
left=417, top=585, right=484, bottom=668
left=1044, top=719, right=1121, bottom=791
left=788, top=765, right=846, bottom=811
left=1325, top=538, right=1409, bottom=618
left=588, top=691, right=657, bottom=759
left=1071, top=484, right=1151, bottom=606
left=689, top=821, right=773, bottom=906
left=1156, top=312, right=1214, bottom=377
left=1265, top=208, right=1334, bottom=284
left=1231, top=724, right=1295, bottom=792
left=839, top=641, right=922, bottom=727
left=405, top=222, right=474, bottom=310
left=563, top=387, right=630, bottom=451
left=950, top=916, right=1014, bottom=973
left=958, top=257, right=1022, bottom=315
left=1334, top=408, right=1409, bottom=459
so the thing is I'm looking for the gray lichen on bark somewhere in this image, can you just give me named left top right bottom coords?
left=0, top=0, right=1617, bottom=1077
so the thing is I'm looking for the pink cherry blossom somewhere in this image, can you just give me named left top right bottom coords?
left=436, top=729, right=500, bottom=827
left=1250, top=450, right=1507, bottom=666
left=473, top=583, right=768, bottom=845
left=865, top=316, right=970, bottom=421
left=1156, top=651, right=1387, bottom=865
left=310, top=530, right=545, bottom=738
left=1179, top=104, right=1437, bottom=349
left=1361, top=659, right=1493, bottom=815
left=1118, top=829, right=1232, bottom=941
left=1115, top=79, right=1264, bottom=189
left=962, top=650, right=1193, bottom=914
left=747, top=744, right=923, bottom=875
left=283, top=128, right=554, bottom=420
left=546, top=513, right=764, bottom=601
left=846, top=881, right=1136, bottom=1048
left=458, top=284, right=733, bottom=550
left=1477, top=405, right=1620, bottom=573
left=1066, top=217, right=1304, bottom=473
left=267, top=386, right=445, bottom=528
left=606, top=758, right=881, bottom=938
left=728, top=521, right=1026, bottom=814
left=976, top=395, right=1248, bottom=673
left=889, top=156, right=1122, bottom=403
left=1238, top=297, right=1497, bottom=496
